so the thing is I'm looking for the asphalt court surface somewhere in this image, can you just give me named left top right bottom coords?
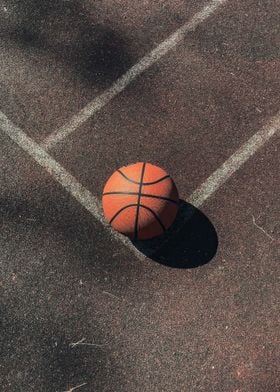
left=0, top=0, right=205, bottom=139
left=0, top=1, right=280, bottom=391
left=51, top=0, right=280, bottom=197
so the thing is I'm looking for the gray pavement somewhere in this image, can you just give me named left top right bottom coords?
left=0, top=1, right=279, bottom=391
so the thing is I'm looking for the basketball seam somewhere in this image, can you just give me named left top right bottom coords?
left=117, top=169, right=170, bottom=185
left=108, top=203, right=167, bottom=238
left=134, top=163, right=146, bottom=240
left=103, top=191, right=179, bottom=205
left=138, top=203, right=166, bottom=233
left=109, top=204, right=138, bottom=224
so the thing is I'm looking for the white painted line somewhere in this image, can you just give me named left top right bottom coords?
left=42, top=0, right=228, bottom=150
left=188, top=111, right=280, bottom=207
left=1, top=110, right=279, bottom=261
left=147, top=112, right=280, bottom=255
left=0, top=111, right=146, bottom=261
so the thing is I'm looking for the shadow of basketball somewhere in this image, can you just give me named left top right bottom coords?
left=132, top=200, right=218, bottom=268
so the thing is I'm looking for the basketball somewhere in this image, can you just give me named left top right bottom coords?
left=102, top=162, right=179, bottom=240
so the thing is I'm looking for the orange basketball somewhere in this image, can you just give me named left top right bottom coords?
left=102, top=162, right=179, bottom=240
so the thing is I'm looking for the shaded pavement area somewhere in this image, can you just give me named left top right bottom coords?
left=0, top=1, right=279, bottom=391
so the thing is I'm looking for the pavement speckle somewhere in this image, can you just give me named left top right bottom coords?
left=0, top=1, right=279, bottom=391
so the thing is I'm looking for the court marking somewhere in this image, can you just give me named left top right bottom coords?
left=188, top=111, right=280, bottom=207
left=41, top=0, right=228, bottom=150
left=150, top=111, right=280, bottom=253
left=0, top=111, right=146, bottom=261
left=1, top=110, right=279, bottom=260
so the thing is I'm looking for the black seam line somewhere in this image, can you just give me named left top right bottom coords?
left=103, top=192, right=178, bottom=205
left=117, top=170, right=170, bottom=185
left=134, top=163, right=146, bottom=240
left=139, top=204, right=166, bottom=233
left=109, top=204, right=138, bottom=224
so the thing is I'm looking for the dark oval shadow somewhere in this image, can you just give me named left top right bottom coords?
left=132, top=200, right=218, bottom=268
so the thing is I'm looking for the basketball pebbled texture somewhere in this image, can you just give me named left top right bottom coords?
left=102, top=162, right=179, bottom=240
